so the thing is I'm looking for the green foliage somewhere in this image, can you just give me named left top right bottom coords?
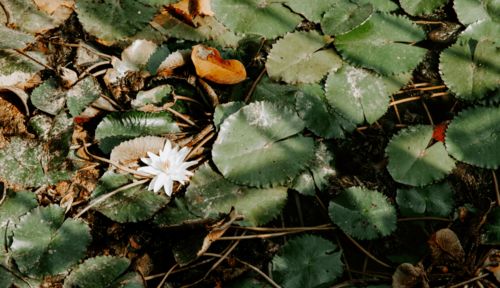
left=386, top=125, right=456, bottom=186
left=1, top=0, right=70, bottom=33
left=400, top=0, right=449, bottom=16
left=272, top=235, right=344, bottom=288
left=335, top=13, right=427, bottom=75
left=0, top=26, right=35, bottom=49
left=91, top=172, right=170, bottom=223
left=295, top=84, right=356, bottom=139
left=10, top=205, right=91, bottom=278
left=454, top=0, right=492, bottom=25
left=64, top=255, right=144, bottom=288
left=249, top=76, right=298, bottom=107
left=213, top=101, right=245, bottom=130
left=321, top=2, right=373, bottom=36
left=131, top=85, right=173, bottom=108
left=185, top=163, right=288, bottom=226
left=212, top=0, right=302, bottom=39
left=76, top=0, right=159, bottom=44
left=358, top=0, right=399, bottom=12
left=284, top=0, right=334, bottom=23
left=0, top=50, right=45, bottom=86
left=396, top=182, right=454, bottom=217
left=325, top=64, right=390, bottom=124
left=30, top=78, right=66, bottom=115
left=445, top=106, right=500, bottom=168
left=154, top=198, right=204, bottom=228
left=212, top=101, right=314, bottom=187
left=95, top=111, right=180, bottom=153
left=329, top=187, right=397, bottom=240
left=67, top=77, right=101, bottom=117
left=266, top=31, right=342, bottom=84
left=482, top=207, right=500, bottom=244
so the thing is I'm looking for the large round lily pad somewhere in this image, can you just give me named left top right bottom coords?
left=212, top=101, right=314, bottom=187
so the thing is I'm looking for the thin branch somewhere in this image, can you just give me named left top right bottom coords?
left=165, top=106, right=198, bottom=127
left=421, top=100, right=434, bottom=126
left=0, top=182, right=6, bottom=206
left=390, top=95, right=402, bottom=124
left=144, top=258, right=215, bottom=281
left=0, top=0, right=10, bottom=25
left=217, top=228, right=334, bottom=240
left=186, top=131, right=215, bottom=160
left=198, top=78, right=219, bottom=107
left=398, top=217, right=450, bottom=222
left=0, top=264, right=33, bottom=288
left=343, top=233, right=391, bottom=268
left=492, top=170, right=500, bottom=206
left=390, top=96, right=422, bottom=106
left=231, top=224, right=333, bottom=232
left=14, top=49, right=54, bottom=71
left=448, top=273, right=488, bottom=288
left=156, top=263, right=179, bottom=288
left=244, top=67, right=266, bottom=103
left=417, top=85, right=447, bottom=91
left=82, top=144, right=150, bottom=177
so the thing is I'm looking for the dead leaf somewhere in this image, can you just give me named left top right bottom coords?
left=428, top=228, right=465, bottom=265
left=167, top=0, right=194, bottom=25
left=157, top=50, right=191, bottom=77
left=191, top=45, right=246, bottom=84
left=192, top=0, right=214, bottom=16
left=33, top=0, right=74, bottom=27
left=483, top=249, right=500, bottom=283
left=197, top=209, right=241, bottom=256
left=110, top=136, right=167, bottom=172
left=392, top=263, right=429, bottom=288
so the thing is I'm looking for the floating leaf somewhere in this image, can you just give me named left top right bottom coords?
left=266, top=31, right=342, bottom=84
left=329, top=186, right=397, bottom=240
left=283, top=0, right=334, bottom=23
left=440, top=39, right=500, bottom=101
left=428, top=228, right=465, bottom=264
left=154, top=198, right=205, bottom=228
left=396, top=182, right=454, bottom=217
left=76, top=0, right=158, bottom=44
left=64, top=255, right=144, bottom=288
left=325, top=64, right=390, bottom=125
left=10, top=205, right=91, bottom=278
left=211, top=0, right=302, bottom=39
left=91, top=172, right=170, bottom=223
left=454, top=0, right=491, bottom=25
left=386, top=125, right=455, bottom=186
left=67, top=76, right=101, bottom=117
left=482, top=207, right=500, bottom=244
left=295, top=84, right=356, bottom=139
left=191, top=45, right=246, bottom=84
left=445, top=106, right=500, bottom=168
left=0, top=50, right=45, bottom=87
left=358, top=0, right=398, bottom=12
left=272, top=235, right=343, bottom=288
left=335, top=12, right=426, bottom=75
left=400, top=0, right=448, bottom=16
left=95, top=111, right=180, bottom=153
left=185, top=163, right=287, bottom=226
left=249, top=75, right=298, bottom=107
left=30, top=78, right=66, bottom=115
left=0, top=26, right=35, bottom=49
left=321, top=2, right=373, bottom=36
left=212, top=101, right=314, bottom=187
left=2, top=0, right=73, bottom=34
left=213, top=101, right=245, bottom=130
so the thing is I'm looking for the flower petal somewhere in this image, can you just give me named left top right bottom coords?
left=137, top=166, right=160, bottom=175
left=163, top=179, right=174, bottom=196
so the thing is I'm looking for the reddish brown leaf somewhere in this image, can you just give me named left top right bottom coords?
left=191, top=45, right=246, bottom=85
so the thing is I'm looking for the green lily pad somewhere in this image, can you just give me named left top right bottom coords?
left=321, top=2, right=373, bottom=36
left=400, top=0, right=449, bottom=16
left=283, top=0, right=334, bottom=23
left=358, top=0, right=399, bottom=12
left=91, top=172, right=170, bottom=223
left=213, top=101, right=245, bottom=130
left=325, top=64, right=390, bottom=125
left=454, top=0, right=491, bottom=25
left=95, top=111, right=180, bottom=153
left=272, top=235, right=344, bottom=288
left=153, top=198, right=205, bottom=228
left=439, top=38, right=500, bottom=101
left=64, top=256, right=143, bottom=288
left=185, top=164, right=288, bottom=226
left=482, top=207, right=500, bottom=244
left=396, top=182, right=454, bottom=217
left=329, top=186, right=397, bottom=240
left=485, top=0, right=500, bottom=22
left=335, top=12, right=427, bottom=75
left=10, top=205, right=91, bottom=278
left=386, top=125, right=456, bottom=186
left=212, top=101, right=314, bottom=187
left=0, top=50, right=45, bottom=86
left=295, top=84, right=356, bottom=139
left=250, top=76, right=298, bottom=107
left=30, top=78, right=66, bottom=115
left=266, top=31, right=342, bottom=84
left=76, top=0, right=158, bottom=44
left=446, top=106, right=500, bottom=169
left=0, top=26, right=35, bottom=49
left=212, top=0, right=302, bottom=39
left=67, top=77, right=102, bottom=117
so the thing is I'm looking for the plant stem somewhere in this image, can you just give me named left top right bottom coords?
left=343, top=233, right=391, bottom=268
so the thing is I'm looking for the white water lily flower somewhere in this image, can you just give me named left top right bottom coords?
left=137, top=140, right=198, bottom=196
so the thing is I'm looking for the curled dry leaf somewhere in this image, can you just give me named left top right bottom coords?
left=392, top=263, right=429, bottom=288
left=157, top=50, right=191, bottom=77
left=167, top=0, right=194, bottom=25
left=483, top=249, right=500, bottom=282
left=428, top=228, right=465, bottom=265
left=0, top=86, right=30, bottom=115
left=194, top=0, right=214, bottom=16
left=191, top=44, right=246, bottom=84
left=197, top=209, right=240, bottom=257
left=109, top=136, right=167, bottom=172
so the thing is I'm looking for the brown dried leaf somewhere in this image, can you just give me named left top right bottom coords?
left=428, top=228, right=465, bottom=265
left=157, top=50, right=191, bottom=77
left=193, top=0, right=214, bottom=16
left=167, top=0, right=194, bottom=25
left=109, top=136, right=167, bottom=171
left=197, top=209, right=241, bottom=256
left=392, top=263, right=429, bottom=288
left=483, top=249, right=500, bottom=282
left=191, top=45, right=246, bottom=84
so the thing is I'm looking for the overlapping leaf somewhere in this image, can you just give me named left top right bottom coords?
left=0, top=26, right=35, bottom=49
left=211, top=0, right=302, bottom=39
left=185, top=163, right=287, bottom=226
left=329, top=186, right=397, bottom=240
left=446, top=106, right=500, bottom=168
left=386, top=125, right=455, bottom=186
left=272, top=235, right=344, bottom=288
left=321, top=2, right=373, bottom=36
left=10, top=205, right=91, bottom=278
left=67, top=76, right=101, bottom=117
left=212, top=101, right=314, bottom=187
left=325, top=65, right=390, bottom=125
left=335, top=12, right=427, bottom=75
left=284, top=0, right=334, bottom=23
left=400, top=0, right=448, bottom=16
left=454, top=0, right=492, bottom=25
left=266, top=31, right=342, bottom=84
left=0, top=50, right=45, bottom=87
left=396, top=182, right=454, bottom=217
